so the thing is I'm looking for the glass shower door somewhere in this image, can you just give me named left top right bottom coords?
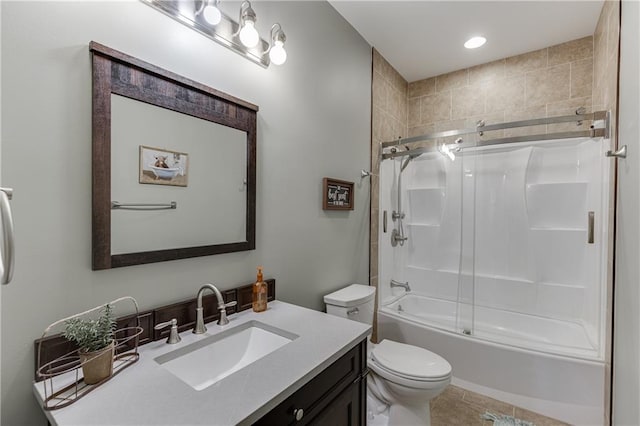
left=455, top=149, right=476, bottom=336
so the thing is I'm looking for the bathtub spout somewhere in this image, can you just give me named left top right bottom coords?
left=391, top=280, right=410, bottom=292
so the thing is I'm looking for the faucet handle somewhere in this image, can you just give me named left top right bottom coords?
left=154, top=318, right=181, bottom=344
left=222, top=300, right=238, bottom=310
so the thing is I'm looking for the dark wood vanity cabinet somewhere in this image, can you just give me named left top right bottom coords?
left=254, top=339, right=367, bottom=426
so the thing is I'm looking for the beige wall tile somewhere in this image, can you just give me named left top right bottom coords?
left=371, top=139, right=381, bottom=172
left=436, top=68, right=469, bottom=92
left=506, top=48, right=548, bottom=77
left=408, top=78, right=435, bottom=98
left=372, top=106, right=384, bottom=142
left=434, top=118, right=467, bottom=144
left=466, top=112, right=505, bottom=140
left=408, top=98, right=420, bottom=127
left=504, top=105, right=547, bottom=137
left=469, top=59, right=506, bottom=85
left=370, top=239, right=378, bottom=273
left=465, top=112, right=505, bottom=127
left=408, top=123, right=435, bottom=138
left=547, top=97, right=592, bottom=132
left=393, top=116, right=407, bottom=140
left=380, top=112, right=396, bottom=142
left=372, top=48, right=383, bottom=76
left=421, top=91, right=452, bottom=123
left=525, top=63, right=570, bottom=107
left=435, top=119, right=467, bottom=132
left=372, top=71, right=387, bottom=110
left=571, top=58, right=593, bottom=99
left=548, top=36, right=593, bottom=66
left=485, top=76, right=525, bottom=113
left=593, top=7, right=608, bottom=89
left=546, top=96, right=592, bottom=116
left=606, top=1, right=620, bottom=62
left=390, top=69, right=408, bottom=96
left=379, top=55, right=394, bottom=83
left=602, top=60, right=618, bottom=113
left=389, top=86, right=406, bottom=122
left=452, top=85, right=485, bottom=119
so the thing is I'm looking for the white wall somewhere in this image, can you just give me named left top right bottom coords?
left=0, top=2, right=371, bottom=424
left=613, top=1, right=640, bottom=424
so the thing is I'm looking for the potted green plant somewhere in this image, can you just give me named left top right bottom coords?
left=63, top=304, right=117, bottom=384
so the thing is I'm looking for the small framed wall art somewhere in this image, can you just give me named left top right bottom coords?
left=322, top=178, right=354, bottom=211
left=139, top=145, right=189, bottom=187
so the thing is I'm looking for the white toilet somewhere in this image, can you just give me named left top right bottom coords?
left=324, top=284, right=451, bottom=426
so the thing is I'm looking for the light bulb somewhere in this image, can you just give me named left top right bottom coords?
left=203, top=5, right=221, bottom=25
left=269, top=40, right=287, bottom=65
left=239, top=21, right=259, bottom=48
left=464, top=36, right=486, bottom=49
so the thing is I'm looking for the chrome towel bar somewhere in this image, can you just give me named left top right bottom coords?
left=111, top=201, right=177, bottom=211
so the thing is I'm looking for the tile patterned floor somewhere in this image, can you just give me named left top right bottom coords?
left=430, top=385, right=570, bottom=426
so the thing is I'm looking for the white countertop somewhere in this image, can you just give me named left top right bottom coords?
left=33, top=301, right=371, bottom=425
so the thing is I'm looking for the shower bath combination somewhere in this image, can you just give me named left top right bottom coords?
left=376, top=110, right=614, bottom=425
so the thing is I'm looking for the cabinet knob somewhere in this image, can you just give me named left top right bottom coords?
left=293, top=408, right=304, bottom=421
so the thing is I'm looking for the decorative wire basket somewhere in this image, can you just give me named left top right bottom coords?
left=36, top=296, right=143, bottom=410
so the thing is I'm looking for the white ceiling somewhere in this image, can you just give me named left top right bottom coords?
left=329, top=1, right=604, bottom=82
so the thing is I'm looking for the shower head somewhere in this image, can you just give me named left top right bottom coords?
left=400, top=152, right=421, bottom=172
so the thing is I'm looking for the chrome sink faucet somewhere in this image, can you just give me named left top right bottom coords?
left=193, top=283, right=238, bottom=334
left=390, top=279, right=411, bottom=292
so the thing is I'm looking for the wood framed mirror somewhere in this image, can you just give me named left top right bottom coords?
left=91, top=42, right=256, bottom=270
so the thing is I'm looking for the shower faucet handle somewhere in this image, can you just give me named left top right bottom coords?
left=391, top=211, right=404, bottom=221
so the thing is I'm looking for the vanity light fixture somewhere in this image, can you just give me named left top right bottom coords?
left=267, top=24, right=287, bottom=65
left=464, top=36, right=487, bottom=49
left=238, top=1, right=260, bottom=48
left=142, top=0, right=288, bottom=68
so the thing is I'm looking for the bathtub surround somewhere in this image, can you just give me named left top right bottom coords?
left=370, top=35, right=604, bottom=335
left=371, top=2, right=620, bottom=424
left=1, top=2, right=371, bottom=424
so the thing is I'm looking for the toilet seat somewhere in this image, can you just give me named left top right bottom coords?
left=370, top=340, right=452, bottom=384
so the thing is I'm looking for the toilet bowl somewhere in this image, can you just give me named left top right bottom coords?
left=324, top=284, right=452, bottom=425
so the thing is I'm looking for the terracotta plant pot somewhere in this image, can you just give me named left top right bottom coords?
left=78, top=341, right=115, bottom=385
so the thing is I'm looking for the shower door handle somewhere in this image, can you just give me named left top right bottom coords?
left=606, top=145, right=627, bottom=159
left=383, top=211, right=387, bottom=233
left=588, top=211, right=594, bottom=244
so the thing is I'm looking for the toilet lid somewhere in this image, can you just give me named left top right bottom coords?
left=371, top=340, right=451, bottom=381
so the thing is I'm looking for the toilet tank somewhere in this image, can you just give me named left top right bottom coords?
left=324, top=284, right=376, bottom=326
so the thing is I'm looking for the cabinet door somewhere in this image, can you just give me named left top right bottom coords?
left=308, top=379, right=362, bottom=426
left=253, top=342, right=364, bottom=425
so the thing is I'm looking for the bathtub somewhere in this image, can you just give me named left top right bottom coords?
left=378, top=293, right=605, bottom=425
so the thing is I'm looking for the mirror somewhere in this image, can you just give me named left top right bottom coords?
left=91, top=41, right=257, bottom=270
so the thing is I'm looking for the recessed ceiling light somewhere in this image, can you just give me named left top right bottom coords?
left=464, top=36, right=487, bottom=49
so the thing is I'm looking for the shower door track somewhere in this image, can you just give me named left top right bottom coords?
left=380, top=110, right=609, bottom=160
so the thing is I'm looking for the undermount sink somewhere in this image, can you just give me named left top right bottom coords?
left=154, top=321, right=298, bottom=391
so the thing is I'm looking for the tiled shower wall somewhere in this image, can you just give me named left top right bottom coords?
left=408, top=36, right=594, bottom=139
left=370, top=50, right=408, bottom=340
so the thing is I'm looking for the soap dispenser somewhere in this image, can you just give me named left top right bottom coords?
left=253, top=266, right=268, bottom=312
